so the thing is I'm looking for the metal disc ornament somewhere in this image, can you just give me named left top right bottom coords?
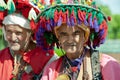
left=56, top=73, right=71, bottom=80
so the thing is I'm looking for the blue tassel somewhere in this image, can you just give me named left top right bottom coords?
left=57, top=17, right=62, bottom=27
left=98, top=29, right=104, bottom=38
left=50, top=18, right=55, bottom=27
left=93, top=18, right=99, bottom=32
left=84, top=19, right=89, bottom=26
left=89, top=16, right=93, bottom=28
left=67, top=17, right=71, bottom=27
left=77, top=18, right=81, bottom=25
left=46, top=23, right=51, bottom=31
left=70, top=17, right=75, bottom=26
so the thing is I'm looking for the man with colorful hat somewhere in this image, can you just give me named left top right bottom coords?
left=0, top=0, right=57, bottom=80
left=34, top=0, right=120, bottom=80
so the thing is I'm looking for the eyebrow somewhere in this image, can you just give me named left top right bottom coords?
left=59, top=32, right=67, bottom=35
left=74, top=30, right=81, bottom=33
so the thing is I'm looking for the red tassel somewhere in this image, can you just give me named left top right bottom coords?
left=41, top=0, right=45, bottom=4
left=107, top=16, right=111, bottom=21
left=54, top=10, right=59, bottom=23
left=99, top=20, right=108, bottom=39
left=30, top=19, right=36, bottom=31
left=70, top=67, right=78, bottom=72
left=50, top=0, right=54, bottom=4
left=0, top=11, right=4, bottom=21
left=71, top=10, right=77, bottom=23
left=78, top=9, right=86, bottom=21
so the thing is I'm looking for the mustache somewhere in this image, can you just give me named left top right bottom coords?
left=11, top=39, right=19, bottom=43
left=64, top=42, right=77, bottom=46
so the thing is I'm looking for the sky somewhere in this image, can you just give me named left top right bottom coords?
left=100, top=0, right=120, bottom=14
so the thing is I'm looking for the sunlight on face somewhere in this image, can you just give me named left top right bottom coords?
left=55, top=24, right=86, bottom=59
left=4, top=24, right=29, bottom=51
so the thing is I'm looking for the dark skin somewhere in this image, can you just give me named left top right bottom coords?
left=4, top=24, right=36, bottom=55
left=55, top=24, right=87, bottom=60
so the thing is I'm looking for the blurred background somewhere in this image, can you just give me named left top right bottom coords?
left=96, top=0, right=120, bottom=62
left=0, top=0, right=120, bottom=62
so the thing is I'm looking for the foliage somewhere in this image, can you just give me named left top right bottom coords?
left=99, top=5, right=120, bottom=39
left=0, top=28, right=7, bottom=50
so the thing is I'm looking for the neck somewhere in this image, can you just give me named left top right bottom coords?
left=66, top=47, right=84, bottom=60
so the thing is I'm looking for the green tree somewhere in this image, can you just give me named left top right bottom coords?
left=108, top=15, right=120, bottom=39
left=0, top=28, right=7, bottom=50
left=99, top=5, right=120, bottom=39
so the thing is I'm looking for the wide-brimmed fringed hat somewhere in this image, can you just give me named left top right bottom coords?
left=35, top=0, right=110, bottom=49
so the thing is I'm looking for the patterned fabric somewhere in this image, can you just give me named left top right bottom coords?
left=41, top=54, right=120, bottom=80
left=0, top=47, right=54, bottom=80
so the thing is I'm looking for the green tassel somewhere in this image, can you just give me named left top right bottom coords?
left=54, top=47, right=65, bottom=57
left=69, top=6, right=74, bottom=16
left=96, top=13, right=104, bottom=24
left=74, top=7, right=78, bottom=19
left=49, top=9, right=55, bottom=19
left=92, top=10, right=97, bottom=20
left=56, top=0, right=61, bottom=4
left=7, top=0, right=16, bottom=14
left=91, top=1, right=96, bottom=7
left=74, top=0, right=79, bottom=4
left=87, top=8, right=93, bottom=13
left=45, top=10, right=50, bottom=20
left=44, top=32, right=58, bottom=44
left=86, top=13, right=89, bottom=20
left=0, top=0, right=7, bottom=11
left=90, top=33, right=95, bottom=41
left=80, top=7, right=87, bottom=12
left=90, top=32, right=98, bottom=41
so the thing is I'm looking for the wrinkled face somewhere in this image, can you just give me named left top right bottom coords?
left=55, top=24, right=86, bottom=59
left=4, top=24, right=30, bottom=52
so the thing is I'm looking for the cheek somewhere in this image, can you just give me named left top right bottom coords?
left=74, top=35, right=80, bottom=42
left=6, top=35, right=11, bottom=41
left=59, top=37, right=66, bottom=44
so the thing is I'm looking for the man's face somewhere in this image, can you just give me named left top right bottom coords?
left=4, top=24, right=30, bottom=51
left=56, top=24, right=86, bottom=59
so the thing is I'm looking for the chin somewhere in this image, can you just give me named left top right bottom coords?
left=10, top=46, right=21, bottom=51
left=65, top=48, right=77, bottom=53
left=65, top=50, right=76, bottom=54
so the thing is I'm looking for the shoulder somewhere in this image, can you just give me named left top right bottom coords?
left=0, top=47, right=10, bottom=57
left=100, top=54, right=120, bottom=80
left=100, top=54, right=119, bottom=67
left=44, top=57, right=63, bottom=70
left=41, top=57, right=63, bottom=80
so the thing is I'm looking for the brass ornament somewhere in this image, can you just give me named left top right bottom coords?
left=56, top=73, right=71, bottom=80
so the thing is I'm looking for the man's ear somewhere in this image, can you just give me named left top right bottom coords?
left=54, top=26, right=61, bottom=39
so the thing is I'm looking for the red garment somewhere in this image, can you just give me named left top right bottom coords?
left=0, top=47, right=54, bottom=80
left=41, top=54, right=120, bottom=80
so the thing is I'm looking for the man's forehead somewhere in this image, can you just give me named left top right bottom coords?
left=5, top=24, right=24, bottom=31
left=56, top=24, right=84, bottom=32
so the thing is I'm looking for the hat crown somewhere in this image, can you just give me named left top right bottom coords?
left=31, top=0, right=97, bottom=11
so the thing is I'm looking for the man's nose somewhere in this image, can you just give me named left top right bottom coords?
left=67, top=35, right=74, bottom=43
left=12, top=33, right=17, bottom=41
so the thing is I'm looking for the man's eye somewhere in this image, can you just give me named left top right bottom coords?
left=74, top=31, right=80, bottom=35
left=16, top=32, right=22, bottom=35
left=6, top=30, right=12, bottom=34
left=60, top=32, right=68, bottom=36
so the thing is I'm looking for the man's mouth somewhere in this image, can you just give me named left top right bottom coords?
left=66, top=43, right=76, bottom=46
